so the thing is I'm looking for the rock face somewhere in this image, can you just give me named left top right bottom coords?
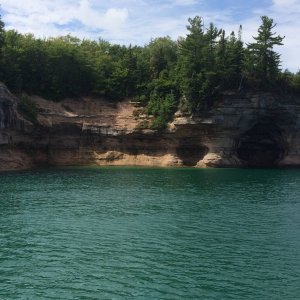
left=0, top=83, right=34, bottom=170
left=0, top=82, right=300, bottom=171
left=0, top=83, right=17, bottom=138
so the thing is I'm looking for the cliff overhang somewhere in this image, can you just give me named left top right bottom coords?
left=1, top=83, right=300, bottom=171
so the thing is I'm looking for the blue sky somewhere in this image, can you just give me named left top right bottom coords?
left=1, top=0, right=299, bottom=71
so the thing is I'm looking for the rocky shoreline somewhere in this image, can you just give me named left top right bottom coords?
left=1, top=82, right=300, bottom=171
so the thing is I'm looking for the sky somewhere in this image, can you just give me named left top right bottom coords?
left=0, top=0, right=299, bottom=72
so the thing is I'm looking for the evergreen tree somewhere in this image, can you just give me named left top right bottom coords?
left=0, top=12, right=298, bottom=127
left=204, top=23, right=221, bottom=71
left=247, top=16, right=284, bottom=88
left=0, top=12, right=5, bottom=80
left=0, top=12, right=4, bottom=49
left=178, top=17, right=221, bottom=112
left=218, top=27, right=244, bottom=90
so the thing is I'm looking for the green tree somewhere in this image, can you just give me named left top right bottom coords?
left=0, top=12, right=297, bottom=120
left=203, top=23, right=221, bottom=71
left=0, top=30, right=23, bottom=91
left=217, top=27, right=244, bottom=90
left=148, top=37, right=177, bottom=79
left=247, top=16, right=284, bottom=88
left=178, top=17, right=221, bottom=112
left=44, top=36, right=94, bottom=99
left=291, top=70, right=300, bottom=94
left=0, top=11, right=5, bottom=49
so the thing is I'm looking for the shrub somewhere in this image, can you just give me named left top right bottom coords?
left=147, top=93, right=178, bottom=130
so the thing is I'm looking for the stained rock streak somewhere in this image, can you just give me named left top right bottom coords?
left=0, top=82, right=300, bottom=170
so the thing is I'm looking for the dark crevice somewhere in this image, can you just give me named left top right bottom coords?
left=176, top=142, right=209, bottom=166
left=237, top=121, right=286, bottom=167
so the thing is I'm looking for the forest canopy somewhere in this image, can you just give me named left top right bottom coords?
left=0, top=14, right=299, bottom=128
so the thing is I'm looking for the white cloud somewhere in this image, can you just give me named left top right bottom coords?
left=0, top=0, right=299, bottom=71
left=76, top=1, right=128, bottom=31
left=214, top=1, right=300, bottom=72
left=1, top=0, right=129, bottom=39
left=269, top=0, right=300, bottom=71
left=273, top=0, right=298, bottom=6
left=103, top=8, right=129, bottom=29
left=171, top=0, right=198, bottom=6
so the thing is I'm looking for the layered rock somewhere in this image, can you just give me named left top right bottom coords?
left=0, top=82, right=300, bottom=171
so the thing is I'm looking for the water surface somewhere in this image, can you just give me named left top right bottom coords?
left=0, top=167, right=300, bottom=299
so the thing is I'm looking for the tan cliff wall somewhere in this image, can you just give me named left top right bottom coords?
left=1, top=82, right=300, bottom=171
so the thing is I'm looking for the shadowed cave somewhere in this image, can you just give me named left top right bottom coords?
left=237, top=121, right=286, bottom=167
left=176, top=141, right=209, bottom=166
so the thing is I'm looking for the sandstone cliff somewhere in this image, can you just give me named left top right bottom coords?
left=1, top=82, right=300, bottom=171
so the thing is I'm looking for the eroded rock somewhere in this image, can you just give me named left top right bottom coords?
left=1, top=82, right=300, bottom=170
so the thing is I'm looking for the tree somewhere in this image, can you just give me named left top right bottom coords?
left=217, top=26, right=244, bottom=90
left=0, top=12, right=6, bottom=80
left=0, top=30, right=24, bottom=91
left=247, top=16, right=284, bottom=88
left=0, top=12, right=297, bottom=120
left=291, top=70, right=300, bottom=94
left=148, top=37, right=177, bottom=79
left=204, top=23, right=221, bottom=71
left=0, top=11, right=5, bottom=50
left=178, top=16, right=222, bottom=112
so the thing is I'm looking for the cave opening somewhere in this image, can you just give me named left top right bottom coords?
left=237, top=121, right=286, bottom=167
left=176, top=142, right=208, bottom=167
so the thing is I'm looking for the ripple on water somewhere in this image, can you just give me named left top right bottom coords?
left=0, top=168, right=300, bottom=299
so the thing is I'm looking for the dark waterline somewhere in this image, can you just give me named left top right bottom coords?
left=1, top=167, right=300, bottom=299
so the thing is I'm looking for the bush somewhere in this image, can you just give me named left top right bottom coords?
left=292, top=71, right=300, bottom=95
left=151, top=115, right=168, bottom=130
left=133, top=95, right=148, bottom=106
left=147, top=93, right=178, bottom=129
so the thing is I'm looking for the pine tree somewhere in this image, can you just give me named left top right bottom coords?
left=219, top=26, right=244, bottom=90
left=178, top=17, right=221, bottom=112
left=247, top=16, right=284, bottom=88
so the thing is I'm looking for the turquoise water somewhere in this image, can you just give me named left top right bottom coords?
left=0, top=167, right=300, bottom=299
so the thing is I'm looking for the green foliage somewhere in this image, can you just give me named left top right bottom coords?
left=177, top=17, right=223, bottom=112
left=146, top=70, right=179, bottom=129
left=133, top=95, right=148, bottom=106
left=0, top=11, right=4, bottom=50
left=0, top=12, right=297, bottom=129
left=292, top=71, right=300, bottom=94
left=147, top=93, right=178, bottom=129
left=217, top=28, right=245, bottom=89
left=246, top=16, right=285, bottom=88
left=17, top=96, right=38, bottom=124
left=0, top=32, right=95, bottom=99
left=148, top=37, right=177, bottom=78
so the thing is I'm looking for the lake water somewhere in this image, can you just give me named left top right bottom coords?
left=0, top=167, right=300, bottom=299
